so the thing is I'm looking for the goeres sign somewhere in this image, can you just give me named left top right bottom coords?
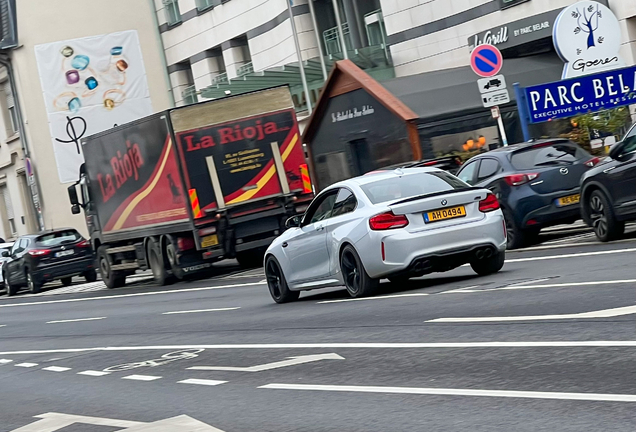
left=524, top=65, right=636, bottom=123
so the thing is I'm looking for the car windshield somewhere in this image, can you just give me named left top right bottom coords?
left=510, top=143, right=587, bottom=170
left=36, top=230, right=82, bottom=247
left=360, top=171, right=470, bottom=204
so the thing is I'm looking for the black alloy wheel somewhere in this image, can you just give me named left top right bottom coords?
left=588, top=190, right=624, bottom=242
left=265, top=256, right=299, bottom=304
left=340, top=245, right=378, bottom=298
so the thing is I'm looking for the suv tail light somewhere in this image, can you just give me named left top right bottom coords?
left=504, top=173, right=539, bottom=186
left=479, top=193, right=500, bottom=213
left=28, top=249, right=51, bottom=257
left=77, top=239, right=91, bottom=248
left=585, top=157, right=600, bottom=167
left=369, top=211, right=409, bottom=230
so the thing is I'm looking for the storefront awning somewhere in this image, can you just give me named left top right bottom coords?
left=382, top=53, right=564, bottom=123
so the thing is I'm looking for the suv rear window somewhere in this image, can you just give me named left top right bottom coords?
left=361, top=171, right=469, bottom=204
left=510, top=142, right=588, bottom=170
left=36, top=230, right=82, bottom=247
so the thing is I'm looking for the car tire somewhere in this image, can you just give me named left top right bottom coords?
left=61, top=277, right=73, bottom=287
left=4, top=272, right=16, bottom=296
left=236, top=249, right=265, bottom=269
left=264, top=256, right=299, bottom=304
left=84, top=269, right=97, bottom=283
left=588, top=190, right=625, bottom=242
left=502, top=208, right=532, bottom=249
left=341, top=244, right=378, bottom=298
left=27, top=271, right=42, bottom=294
left=148, top=239, right=169, bottom=286
left=98, top=246, right=126, bottom=289
left=471, top=250, right=506, bottom=276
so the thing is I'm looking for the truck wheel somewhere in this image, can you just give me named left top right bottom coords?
left=165, top=239, right=184, bottom=280
left=236, top=249, right=265, bottom=269
left=148, top=239, right=169, bottom=286
left=98, top=246, right=125, bottom=289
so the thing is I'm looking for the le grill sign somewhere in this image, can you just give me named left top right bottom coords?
left=524, top=65, right=636, bottom=123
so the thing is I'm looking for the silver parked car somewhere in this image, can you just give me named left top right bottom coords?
left=0, top=242, right=14, bottom=289
left=264, top=168, right=507, bottom=303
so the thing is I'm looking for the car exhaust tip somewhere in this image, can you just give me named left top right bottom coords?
left=475, top=250, right=484, bottom=260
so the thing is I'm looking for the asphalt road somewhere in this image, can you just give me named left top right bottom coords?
left=0, top=228, right=635, bottom=431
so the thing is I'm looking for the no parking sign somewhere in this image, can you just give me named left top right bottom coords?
left=470, top=44, right=503, bottom=78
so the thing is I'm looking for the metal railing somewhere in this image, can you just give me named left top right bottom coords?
left=323, top=22, right=351, bottom=56
left=236, top=61, right=254, bottom=77
left=182, top=85, right=198, bottom=105
left=211, top=72, right=228, bottom=86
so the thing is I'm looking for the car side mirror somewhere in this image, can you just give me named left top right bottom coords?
left=68, top=184, right=80, bottom=207
left=1, top=251, right=9, bottom=258
left=71, top=204, right=81, bottom=215
left=285, top=216, right=301, bottom=229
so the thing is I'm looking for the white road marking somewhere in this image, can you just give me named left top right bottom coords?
left=0, top=325, right=6, bottom=328
left=121, top=374, right=162, bottom=381
left=162, top=307, right=240, bottom=315
left=449, top=279, right=636, bottom=293
left=0, top=282, right=263, bottom=308
left=15, top=362, right=38, bottom=367
left=1, top=341, right=635, bottom=356
left=42, top=366, right=71, bottom=372
left=189, top=353, right=344, bottom=372
left=318, top=293, right=429, bottom=304
left=438, top=285, right=480, bottom=294
left=46, top=317, right=106, bottom=324
left=506, top=247, right=636, bottom=263
left=77, top=370, right=111, bottom=377
left=259, top=383, right=636, bottom=403
left=427, top=305, right=636, bottom=323
left=178, top=378, right=228, bottom=386
left=0, top=359, right=13, bottom=364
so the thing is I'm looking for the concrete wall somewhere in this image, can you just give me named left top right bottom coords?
left=11, top=0, right=173, bottom=236
left=382, top=0, right=636, bottom=77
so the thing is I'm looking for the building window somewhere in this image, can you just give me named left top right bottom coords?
left=4, top=81, right=17, bottom=133
left=196, top=0, right=214, bottom=11
left=163, top=0, right=182, bottom=26
left=0, top=185, right=17, bottom=238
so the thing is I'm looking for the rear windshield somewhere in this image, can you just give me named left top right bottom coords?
left=36, top=230, right=82, bottom=247
left=361, top=172, right=469, bottom=204
left=510, top=143, right=588, bottom=170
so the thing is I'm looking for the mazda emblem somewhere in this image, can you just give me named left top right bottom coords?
left=559, top=167, right=569, bottom=175
left=441, top=199, right=448, bottom=206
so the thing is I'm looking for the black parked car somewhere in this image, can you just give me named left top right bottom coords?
left=581, top=124, right=636, bottom=241
left=2, top=228, right=96, bottom=296
left=456, top=139, right=599, bottom=249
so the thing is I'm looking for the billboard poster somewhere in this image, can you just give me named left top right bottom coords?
left=35, top=30, right=153, bottom=183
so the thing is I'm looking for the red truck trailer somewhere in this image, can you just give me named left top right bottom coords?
left=68, top=87, right=313, bottom=288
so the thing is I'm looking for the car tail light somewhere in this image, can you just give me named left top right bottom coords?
left=585, top=157, right=600, bottom=167
left=479, top=193, right=500, bottom=213
left=177, top=237, right=195, bottom=251
left=77, top=239, right=91, bottom=248
left=504, top=173, right=539, bottom=186
left=369, top=211, right=409, bottom=230
left=28, top=249, right=50, bottom=257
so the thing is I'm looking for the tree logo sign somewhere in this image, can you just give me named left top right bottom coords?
left=553, top=1, right=624, bottom=79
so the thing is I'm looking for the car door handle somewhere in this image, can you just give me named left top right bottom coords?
left=315, top=226, right=325, bottom=231
left=282, top=242, right=288, bottom=248
left=603, top=166, right=616, bottom=173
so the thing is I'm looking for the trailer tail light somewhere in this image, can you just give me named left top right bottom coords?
left=479, top=193, right=500, bottom=213
left=585, top=157, right=600, bottom=167
left=177, top=237, right=195, bottom=252
left=198, top=226, right=217, bottom=237
left=76, top=239, right=91, bottom=248
left=29, top=249, right=51, bottom=257
left=300, top=164, right=312, bottom=193
left=369, top=211, right=409, bottom=230
left=504, top=173, right=539, bottom=186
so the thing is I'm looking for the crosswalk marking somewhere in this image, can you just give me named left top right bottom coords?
left=42, top=366, right=71, bottom=372
left=77, top=370, right=111, bottom=376
left=15, top=362, right=38, bottom=367
left=122, top=374, right=162, bottom=381
left=178, top=378, right=227, bottom=386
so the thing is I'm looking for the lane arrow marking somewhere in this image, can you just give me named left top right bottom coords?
left=188, top=353, right=344, bottom=372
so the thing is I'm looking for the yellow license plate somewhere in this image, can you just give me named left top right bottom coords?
left=201, top=234, right=219, bottom=248
left=424, top=205, right=466, bottom=223
left=557, top=194, right=580, bottom=207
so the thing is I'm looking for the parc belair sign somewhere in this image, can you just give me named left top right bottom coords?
left=522, top=1, right=634, bottom=124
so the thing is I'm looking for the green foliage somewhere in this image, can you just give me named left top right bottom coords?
left=559, top=107, right=631, bottom=153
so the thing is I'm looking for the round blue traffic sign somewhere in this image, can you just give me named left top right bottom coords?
left=470, top=44, right=503, bottom=78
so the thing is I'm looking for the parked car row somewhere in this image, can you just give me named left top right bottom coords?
left=2, top=228, right=96, bottom=296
